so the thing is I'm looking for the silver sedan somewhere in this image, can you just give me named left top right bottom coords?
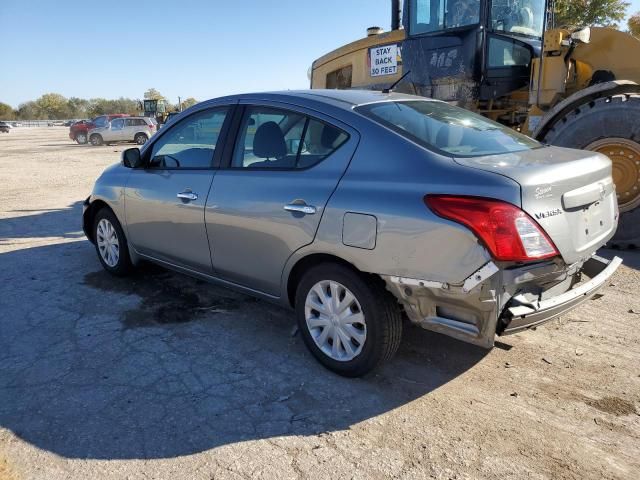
left=83, top=90, right=621, bottom=376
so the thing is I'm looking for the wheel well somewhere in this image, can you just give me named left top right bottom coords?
left=286, top=253, right=363, bottom=307
left=134, top=132, right=148, bottom=138
left=83, top=200, right=111, bottom=243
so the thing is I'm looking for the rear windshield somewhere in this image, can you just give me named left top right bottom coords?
left=355, top=100, right=540, bottom=157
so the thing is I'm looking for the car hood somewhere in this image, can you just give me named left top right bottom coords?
left=454, top=146, right=618, bottom=264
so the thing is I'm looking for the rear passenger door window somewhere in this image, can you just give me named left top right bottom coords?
left=149, top=108, right=228, bottom=169
left=231, top=106, right=348, bottom=169
left=111, top=118, right=124, bottom=130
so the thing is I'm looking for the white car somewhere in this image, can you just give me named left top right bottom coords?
left=88, top=117, right=157, bottom=146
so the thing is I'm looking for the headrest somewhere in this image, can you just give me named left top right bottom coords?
left=253, top=121, right=286, bottom=159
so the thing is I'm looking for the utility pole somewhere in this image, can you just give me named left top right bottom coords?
left=178, top=96, right=182, bottom=112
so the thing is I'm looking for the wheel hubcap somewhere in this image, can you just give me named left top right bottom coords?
left=304, top=280, right=366, bottom=362
left=96, top=219, right=120, bottom=267
left=586, top=138, right=640, bottom=212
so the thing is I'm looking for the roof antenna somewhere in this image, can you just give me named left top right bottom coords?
left=382, top=70, right=411, bottom=94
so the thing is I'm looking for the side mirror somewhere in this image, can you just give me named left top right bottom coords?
left=122, top=148, right=143, bottom=168
left=571, top=26, right=591, bottom=44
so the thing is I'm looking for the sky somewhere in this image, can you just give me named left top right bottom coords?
left=0, top=0, right=389, bottom=108
left=1, top=0, right=639, bottom=108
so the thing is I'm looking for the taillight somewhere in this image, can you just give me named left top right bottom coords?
left=424, top=195, right=559, bottom=262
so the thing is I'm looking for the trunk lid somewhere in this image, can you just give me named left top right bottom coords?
left=455, top=146, right=618, bottom=264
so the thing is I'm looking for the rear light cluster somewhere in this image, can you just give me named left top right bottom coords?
left=425, top=195, right=559, bottom=262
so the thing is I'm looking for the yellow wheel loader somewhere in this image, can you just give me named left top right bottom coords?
left=310, top=0, right=640, bottom=246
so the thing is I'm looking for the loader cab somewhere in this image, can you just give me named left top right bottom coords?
left=401, top=0, right=544, bottom=104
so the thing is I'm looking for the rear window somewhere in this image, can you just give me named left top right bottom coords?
left=355, top=100, right=540, bottom=157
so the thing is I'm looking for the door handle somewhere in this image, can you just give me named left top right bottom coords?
left=177, top=191, right=198, bottom=201
left=284, top=203, right=316, bottom=215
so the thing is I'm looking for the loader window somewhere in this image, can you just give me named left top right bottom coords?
left=410, top=0, right=480, bottom=34
left=490, top=0, right=544, bottom=38
left=326, top=65, right=352, bottom=89
left=356, top=100, right=540, bottom=157
left=488, top=36, right=532, bottom=67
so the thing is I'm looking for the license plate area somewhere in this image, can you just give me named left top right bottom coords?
left=579, top=200, right=606, bottom=242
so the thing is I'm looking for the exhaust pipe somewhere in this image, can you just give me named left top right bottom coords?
left=391, top=0, right=401, bottom=30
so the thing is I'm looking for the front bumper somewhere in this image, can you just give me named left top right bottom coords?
left=499, top=255, right=622, bottom=334
left=383, top=254, right=622, bottom=348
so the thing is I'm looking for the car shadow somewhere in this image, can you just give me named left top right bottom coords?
left=0, top=208, right=489, bottom=460
left=600, top=247, right=640, bottom=271
left=0, top=201, right=85, bottom=241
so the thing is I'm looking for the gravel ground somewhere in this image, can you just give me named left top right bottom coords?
left=1, top=127, right=639, bottom=480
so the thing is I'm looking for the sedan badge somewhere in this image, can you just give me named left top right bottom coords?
left=534, top=208, right=563, bottom=219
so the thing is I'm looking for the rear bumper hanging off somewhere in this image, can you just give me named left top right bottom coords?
left=499, top=255, right=622, bottom=334
left=383, top=254, right=622, bottom=349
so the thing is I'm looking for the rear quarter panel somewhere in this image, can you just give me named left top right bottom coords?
left=283, top=116, right=523, bottom=288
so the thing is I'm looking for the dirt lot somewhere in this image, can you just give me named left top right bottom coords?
left=1, top=127, right=639, bottom=480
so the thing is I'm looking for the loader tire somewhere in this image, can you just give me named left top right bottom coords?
left=541, top=92, right=640, bottom=248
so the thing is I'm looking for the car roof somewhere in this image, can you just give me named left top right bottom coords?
left=199, top=89, right=437, bottom=112
left=280, top=89, right=431, bottom=107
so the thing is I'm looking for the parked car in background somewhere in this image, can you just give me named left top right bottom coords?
left=83, top=90, right=621, bottom=377
left=88, top=116, right=157, bottom=146
left=0, top=121, right=12, bottom=133
left=69, top=114, right=128, bottom=144
left=11, top=122, right=22, bottom=127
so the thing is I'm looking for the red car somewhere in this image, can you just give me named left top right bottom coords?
left=69, top=114, right=128, bottom=144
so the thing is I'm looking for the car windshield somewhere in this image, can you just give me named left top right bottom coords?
left=490, top=0, right=545, bottom=38
left=356, top=100, right=540, bottom=157
left=93, top=116, right=107, bottom=127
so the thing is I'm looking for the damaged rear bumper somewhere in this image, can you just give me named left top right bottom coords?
left=499, top=255, right=622, bottom=334
left=383, top=254, right=621, bottom=349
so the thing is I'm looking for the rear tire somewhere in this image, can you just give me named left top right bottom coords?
left=541, top=93, right=640, bottom=247
left=93, top=208, right=132, bottom=276
left=295, top=263, right=402, bottom=377
left=76, top=132, right=87, bottom=144
left=90, top=134, right=103, bottom=146
left=134, top=133, right=148, bottom=145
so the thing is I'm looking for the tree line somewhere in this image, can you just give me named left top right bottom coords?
left=0, top=89, right=199, bottom=121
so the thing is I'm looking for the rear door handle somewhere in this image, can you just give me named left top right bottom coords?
left=284, top=203, right=316, bottom=215
left=177, top=191, right=198, bottom=201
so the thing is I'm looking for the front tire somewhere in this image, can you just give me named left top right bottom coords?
left=93, top=208, right=132, bottom=276
left=295, top=263, right=402, bottom=377
left=90, top=134, right=103, bottom=146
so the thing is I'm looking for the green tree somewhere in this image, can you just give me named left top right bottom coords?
left=86, top=97, right=140, bottom=117
left=35, top=93, right=70, bottom=119
left=66, top=97, right=90, bottom=119
left=181, top=97, right=199, bottom=110
left=629, top=11, right=640, bottom=36
left=17, top=101, right=40, bottom=120
left=0, top=102, right=15, bottom=120
left=555, top=0, right=630, bottom=27
left=144, top=88, right=165, bottom=100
